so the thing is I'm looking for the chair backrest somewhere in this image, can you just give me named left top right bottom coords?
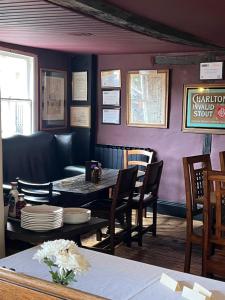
left=183, top=154, right=212, bottom=211
left=203, top=170, right=225, bottom=277
left=219, top=151, right=225, bottom=171
left=123, top=149, right=153, bottom=170
left=17, top=179, right=53, bottom=200
left=112, top=166, right=138, bottom=211
left=0, top=267, right=103, bottom=300
left=141, top=161, right=163, bottom=198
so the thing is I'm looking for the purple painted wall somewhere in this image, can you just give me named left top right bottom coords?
left=97, top=54, right=225, bottom=204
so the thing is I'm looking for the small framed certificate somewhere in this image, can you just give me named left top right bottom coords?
left=101, top=70, right=121, bottom=88
left=70, top=106, right=91, bottom=128
left=102, top=108, right=120, bottom=124
left=102, top=90, right=120, bottom=106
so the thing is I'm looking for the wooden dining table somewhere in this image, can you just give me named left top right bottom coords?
left=53, top=168, right=144, bottom=206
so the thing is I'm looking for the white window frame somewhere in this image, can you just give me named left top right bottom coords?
left=0, top=46, right=38, bottom=134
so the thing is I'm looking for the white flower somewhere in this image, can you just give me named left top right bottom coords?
left=33, top=239, right=90, bottom=279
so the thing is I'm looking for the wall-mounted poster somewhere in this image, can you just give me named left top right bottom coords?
left=40, top=69, right=67, bottom=130
left=72, top=71, right=87, bottom=101
left=101, top=70, right=121, bottom=88
left=70, top=106, right=91, bottom=128
left=102, top=108, right=120, bottom=124
left=127, top=70, right=169, bottom=128
left=102, top=90, right=120, bottom=106
left=182, top=84, right=225, bottom=134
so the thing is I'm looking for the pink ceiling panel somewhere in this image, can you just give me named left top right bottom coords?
left=107, top=0, right=225, bottom=48
left=0, top=0, right=206, bottom=53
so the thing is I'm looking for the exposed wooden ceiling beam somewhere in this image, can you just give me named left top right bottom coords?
left=46, top=0, right=224, bottom=50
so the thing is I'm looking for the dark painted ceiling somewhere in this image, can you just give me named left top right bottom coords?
left=0, top=0, right=224, bottom=54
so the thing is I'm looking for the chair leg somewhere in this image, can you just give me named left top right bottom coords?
left=152, top=201, right=157, bottom=236
left=184, top=239, right=192, bottom=273
left=126, top=208, right=132, bottom=247
left=96, top=229, right=103, bottom=241
left=109, top=223, right=115, bottom=255
left=138, top=207, right=143, bottom=246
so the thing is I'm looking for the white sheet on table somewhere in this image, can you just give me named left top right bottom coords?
left=1, top=247, right=225, bottom=300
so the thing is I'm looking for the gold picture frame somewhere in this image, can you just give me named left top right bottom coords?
left=127, top=69, right=169, bottom=128
left=182, top=83, right=225, bottom=134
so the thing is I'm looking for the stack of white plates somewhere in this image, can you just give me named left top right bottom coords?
left=21, top=205, right=63, bottom=232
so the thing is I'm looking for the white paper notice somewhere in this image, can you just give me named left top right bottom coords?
left=103, top=109, right=120, bottom=124
left=102, top=90, right=120, bottom=106
left=72, top=71, right=87, bottom=101
left=70, top=106, right=90, bottom=128
left=200, top=62, right=223, bottom=80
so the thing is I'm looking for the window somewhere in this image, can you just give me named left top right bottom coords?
left=0, top=50, right=35, bottom=137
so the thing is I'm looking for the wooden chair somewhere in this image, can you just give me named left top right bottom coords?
left=123, top=149, right=153, bottom=170
left=17, top=179, right=61, bottom=205
left=202, top=170, right=225, bottom=278
left=83, top=166, right=138, bottom=254
left=0, top=267, right=103, bottom=299
left=131, top=161, right=163, bottom=246
left=182, top=154, right=212, bottom=273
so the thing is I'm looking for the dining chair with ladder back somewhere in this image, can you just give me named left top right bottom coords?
left=82, top=166, right=138, bottom=254
left=123, top=148, right=154, bottom=219
left=202, top=170, right=225, bottom=278
left=182, top=154, right=213, bottom=273
left=123, top=148, right=154, bottom=174
left=17, top=179, right=61, bottom=206
left=131, top=160, right=163, bottom=246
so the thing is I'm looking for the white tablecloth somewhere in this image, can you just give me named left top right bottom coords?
left=0, top=247, right=225, bottom=300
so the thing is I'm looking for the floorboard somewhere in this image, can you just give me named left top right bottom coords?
left=81, top=213, right=202, bottom=276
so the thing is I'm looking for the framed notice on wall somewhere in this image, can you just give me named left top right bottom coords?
left=70, top=106, right=91, bottom=128
left=40, top=69, right=67, bottom=130
left=72, top=71, right=88, bottom=101
left=127, top=70, right=169, bottom=128
left=182, top=84, right=225, bottom=134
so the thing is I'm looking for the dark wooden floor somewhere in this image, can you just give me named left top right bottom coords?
left=82, top=213, right=202, bottom=276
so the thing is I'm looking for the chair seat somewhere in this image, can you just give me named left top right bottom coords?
left=131, top=193, right=156, bottom=209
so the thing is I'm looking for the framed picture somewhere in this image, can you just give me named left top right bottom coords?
left=101, top=70, right=121, bottom=88
left=70, top=106, right=91, bottom=128
left=102, top=89, right=120, bottom=106
left=182, top=83, right=225, bottom=134
left=127, top=69, right=169, bottom=128
left=102, top=108, right=120, bottom=124
left=40, top=69, right=67, bottom=130
left=72, top=71, right=88, bottom=101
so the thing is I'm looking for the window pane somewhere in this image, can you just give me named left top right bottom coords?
left=0, top=50, right=34, bottom=137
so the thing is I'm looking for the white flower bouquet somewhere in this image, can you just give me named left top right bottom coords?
left=33, top=239, right=90, bottom=286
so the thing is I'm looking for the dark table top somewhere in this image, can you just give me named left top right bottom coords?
left=6, top=217, right=108, bottom=245
left=53, top=168, right=144, bottom=195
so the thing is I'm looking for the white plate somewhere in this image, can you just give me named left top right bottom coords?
left=21, top=205, right=63, bottom=214
left=21, top=225, right=62, bottom=232
left=63, top=208, right=91, bottom=224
